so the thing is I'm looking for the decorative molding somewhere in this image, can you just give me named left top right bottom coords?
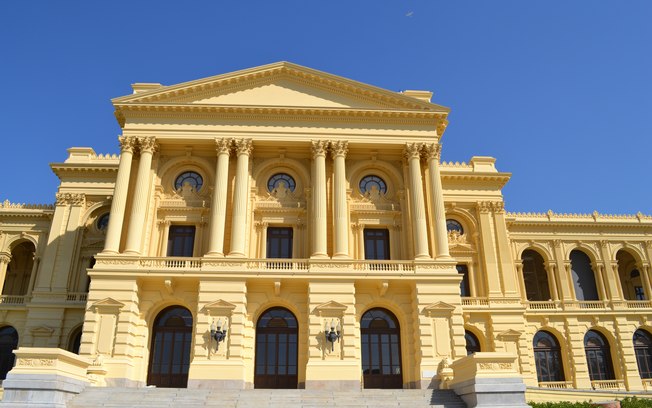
left=55, top=193, right=85, bottom=207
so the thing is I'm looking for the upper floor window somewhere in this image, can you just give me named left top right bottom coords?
left=175, top=171, right=203, bottom=192
left=456, top=264, right=470, bottom=297
left=97, top=213, right=110, bottom=231
left=446, top=219, right=464, bottom=235
left=267, top=173, right=296, bottom=193
left=267, top=227, right=293, bottom=259
left=167, top=226, right=196, bottom=257
left=359, top=175, right=387, bottom=196
left=364, top=229, right=390, bottom=260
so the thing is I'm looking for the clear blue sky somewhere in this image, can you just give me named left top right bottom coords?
left=1, top=1, right=650, bottom=214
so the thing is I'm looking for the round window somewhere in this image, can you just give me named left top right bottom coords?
left=446, top=219, right=464, bottom=234
left=359, top=175, right=387, bottom=195
left=97, top=213, right=110, bottom=231
left=267, top=173, right=296, bottom=192
left=175, top=171, right=203, bottom=192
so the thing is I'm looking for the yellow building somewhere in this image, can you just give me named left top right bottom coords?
left=1, top=62, right=651, bottom=404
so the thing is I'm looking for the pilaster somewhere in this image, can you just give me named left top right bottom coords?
left=476, top=202, right=502, bottom=296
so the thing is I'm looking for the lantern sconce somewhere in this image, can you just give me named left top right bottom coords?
left=324, top=319, right=341, bottom=352
left=210, top=319, right=227, bottom=351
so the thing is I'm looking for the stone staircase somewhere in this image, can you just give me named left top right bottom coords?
left=67, top=387, right=467, bottom=408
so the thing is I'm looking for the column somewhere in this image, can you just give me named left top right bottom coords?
left=124, top=137, right=157, bottom=254
left=255, top=222, right=268, bottom=258
left=311, top=141, right=328, bottom=258
left=206, top=138, right=231, bottom=256
left=423, top=143, right=451, bottom=259
left=228, top=139, right=253, bottom=257
left=0, top=253, right=11, bottom=295
left=640, top=265, right=652, bottom=301
left=404, top=143, right=430, bottom=259
left=467, top=262, right=477, bottom=297
left=546, top=262, right=560, bottom=301
left=515, top=261, right=527, bottom=301
left=595, top=264, right=608, bottom=301
left=103, top=136, right=137, bottom=253
left=330, top=141, right=349, bottom=258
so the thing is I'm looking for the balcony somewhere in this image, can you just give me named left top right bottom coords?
left=537, top=381, right=573, bottom=389
left=0, top=295, right=30, bottom=305
left=591, top=379, right=625, bottom=390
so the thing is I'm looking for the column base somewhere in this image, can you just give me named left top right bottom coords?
left=226, top=252, right=245, bottom=258
left=310, top=253, right=329, bottom=259
left=204, top=252, right=225, bottom=257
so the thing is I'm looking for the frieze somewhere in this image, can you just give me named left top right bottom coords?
left=16, top=358, right=55, bottom=367
left=55, top=193, right=85, bottom=207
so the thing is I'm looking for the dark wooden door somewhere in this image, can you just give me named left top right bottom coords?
left=147, top=306, right=193, bottom=388
left=254, top=307, right=298, bottom=389
left=361, top=308, right=403, bottom=389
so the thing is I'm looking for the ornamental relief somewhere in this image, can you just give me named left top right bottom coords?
left=16, top=358, right=55, bottom=367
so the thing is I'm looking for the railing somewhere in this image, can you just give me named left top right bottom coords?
left=591, top=380, right=625, bottom=390
left=526, top=301, right=558, bottom=310
left=625, top=300, right=652, bottom=309
left=66, top=293, right=88, bottom=302
left=538, top=381, right=573, bottom=389
left=642, top=378, right=652, bottom=391
left=140, top=258, right=202, bottom=269
left=352, top=260, right=415, bottom=272
left=247, top=260, right=309, bottom=271
left=461, top=297, right=489, bottom=307
left=0, top=295, right=29, bottom=305
left=577, top=301, right=609, bottom=310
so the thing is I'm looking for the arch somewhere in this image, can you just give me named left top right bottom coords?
left=80, top=201, right=112, bottom=227
left=347, top=160, right=403, bottom=200
left=147, top=305, right=193, bottom=388
left=517, top=244, right=553, bottom=263
left=157, top=156, right=214, bottom=195
left=611, top=244, right=646, bottom=267
left=254, top=307, right=298, bottom=389
left=4, top=235, right=38, bottom=254
left=634, top=329, right=652, bottom=379
left=0, top=326, right=18, bottom=380
left=584, top=330, right=615, bottom=381
left=616, top=250, right=646, bottom=300
left=4, top=241, right=35, bottom=296
left=521, top=249, right=552, bottom=301
left=465, top=330, right=481, bottom=355
left=570, top=249, right=599, bottom=301
left=360, top=307, right=403, bottom=389
left=533, top=330, right=565, bottom=383
left=67, top=325, right=83, bottom=354
left=253, top=157, right=308, bottom=196
left=445, top=208, right=478, bottom=235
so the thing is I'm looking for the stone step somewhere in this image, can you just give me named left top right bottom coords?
left=67, top=388, right=467, bottom=408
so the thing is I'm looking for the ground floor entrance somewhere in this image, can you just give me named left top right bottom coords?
left=254, top=307, right=299, bottom=389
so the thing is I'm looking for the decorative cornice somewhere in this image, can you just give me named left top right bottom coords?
left=329, top=141, right=348, bottom=158
left=55, top=193, right=85, bottom=207
left=0, top=200, right=54, bottom=210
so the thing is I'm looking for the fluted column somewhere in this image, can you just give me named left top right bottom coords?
left=0, top=253, right=11, bottom=295
left=228, top=139, right=253, bottom=257
left=546, top=262, right=560, bottom=301
left=206, top=139, right=232, bottom=256
left=103, top=136, right=137, bottom=253
left=311, top=141, right=328, bottom=258
left=124, top=137, right=157, bottom=254
left=404, top=143, right=430, bottom=259
left=331, top=141, right=349, bottom=258
left=423, top=143, right=451, bottom=259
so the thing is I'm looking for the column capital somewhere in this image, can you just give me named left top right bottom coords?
left=118, top=136, right=138, bottom=153
left=233, top=138, right=253, bottom=156
left=55, top=193, right=85, bottom=207
left=311, top=140, right=328, bottom=158
left=138, top=136, right=158, bottom=154
left=403, top=142, right=421, bottom=160
left=0, top=253, right=11, bottom=265
left=329, top=141, right=348, bottom=158
left=421, top=143, right=442, bottom=162
left=215, top=138, right=232, bottom=156
left=254, top=221, right=269, bottom=231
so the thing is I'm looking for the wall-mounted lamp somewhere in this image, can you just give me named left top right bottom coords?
left=324, top=319, right=341, bottom=352
left=210, top=319, right=227, bottom=351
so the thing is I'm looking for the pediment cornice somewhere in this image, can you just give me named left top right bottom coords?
left=112, top=62, right=449, bottom=113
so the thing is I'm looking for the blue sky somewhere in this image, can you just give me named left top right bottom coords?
left=1, top=1, right=650, bottom=214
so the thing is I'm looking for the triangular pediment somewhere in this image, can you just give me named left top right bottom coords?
left=201, top=299, right=237, bottom=314
left=497, top=329, right=522, bottom=340
left=113, top=62, right=449, bottom=112
left=314, top=301, right=348, bottom=312
left=423, top=301, right=456, bottom=316
left=88, top=297, right=124, bottom=312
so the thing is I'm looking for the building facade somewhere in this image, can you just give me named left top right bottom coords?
left=1, top=62, right=651, bottom=397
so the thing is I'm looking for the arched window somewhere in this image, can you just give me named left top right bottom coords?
left=0, top=326, right=18, bottom=380
left=267, top=173, right=296, bottom=193
left=584, top=330, right=615, bottom=381
left=96, top=213, right=110, bottom=232
left=4, top=241, right=35, bottom=296
left=533, top=331, right=564, bottom=383
left=446, top=219, right=464, bottom=235
left=570, top=250, right=599, bottom=301
left=174, top=171, right=203, bottom=192
left=521, top=250, right=551, bottom=301
left=616, top=250, right=645, bottom=301
left=67, top=326, right=83, bottom=354
left=634, top=329, right=652, bottom=379
left=465, top=331, right=481, bottom=355
left=359, top=175, right=387, bottom=196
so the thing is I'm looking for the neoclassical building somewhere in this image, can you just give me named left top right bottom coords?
left=1, top=62, right=651, bottom=402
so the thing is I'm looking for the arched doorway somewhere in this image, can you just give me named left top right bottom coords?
left=3, top=242, right=35, bottom=296
left=361, top=308, right=402, bottom=389
left=254, top=307, right=298, bottom=389
left=147, top=306, right=193, bottom=388
left=0, top=326, right=18, bottom=380
left=533, top=331, right=565, bottom=383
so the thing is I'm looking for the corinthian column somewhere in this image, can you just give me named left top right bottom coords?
left=103, top=136, right=137, bottom=253
left=311, top=141, right=328, bottom=258
left=423, top=143, right=451, bottom=260
left=0, top=253, right=11, bottom=295
left=228, top=139, right=253, bottom=257
left=206, top=139, right=231, bottom=256
left=125, top=137, right=157, bottom=255
left=404, top=143, right=430, bottom=259
left=331, top=141, right=349, bottom=258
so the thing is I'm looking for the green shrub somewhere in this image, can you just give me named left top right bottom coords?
left=529, top=397, right=652, bottom=408
left=621, top=396, right=652, bottom=408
